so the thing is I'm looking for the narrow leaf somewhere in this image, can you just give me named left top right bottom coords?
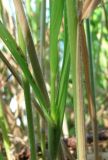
left=48, top=0, right=65, bottom=159
left=0, top=54, right=46, bottom=121
left=0, top=51, right=45, bottom=118
left=50, top=0, right=64, bottom=120
left=13, top=0, right=50, bottom=107
left=0, top=51, right=22, bottom=86
left=0, top=21, right=53, bottom=125
left=17, top=17, right=37, bottom=160
left=56, top=9, right=70, bottom=125
left=80, top=23, right=99, bottom=160
left=23, top=77, right=37, bottom=160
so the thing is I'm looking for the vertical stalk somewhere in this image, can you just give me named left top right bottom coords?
left=40, top=1, right=46, bottom=159
left=48, top=123, right=59, bottom=160
left=86, top=19, right=96, bottom=103
left=13, top=0, right=50, bottom=108
left=76, top=23, right=87, bottom=160
left=48, top=0, right=65, bottom=159
left=23, top=78, right=37, bottom=160
left=86, top=19, right=99, bottom=160
left=17, top=20, right=37, bottom=160
left=66, top=1, right=87, bottom=160
left=40, top=0, right=46, bottom=69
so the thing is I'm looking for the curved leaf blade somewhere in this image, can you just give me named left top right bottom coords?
left=0, top=21, right=53, bottom=125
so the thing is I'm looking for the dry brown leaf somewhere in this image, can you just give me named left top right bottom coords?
left=79, top=23, right=99, bottom=160
left=81, top=0, right=99, bottom=21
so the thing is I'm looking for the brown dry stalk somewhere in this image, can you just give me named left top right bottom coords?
left=79, top=24, right=93, bottom=118
left=79, top=23, right=99, bottom=160
left=81, top=0, right=99, bottom=20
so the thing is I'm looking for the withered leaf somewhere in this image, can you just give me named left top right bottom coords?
left=81, top=0, right=99, bottom=21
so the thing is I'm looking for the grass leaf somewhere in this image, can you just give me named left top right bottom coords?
left=56, top=9, right=70, bottom=125
left=0, top=20, right=53, bottom=125
left=48, top=0, right=65, bottom=159
left=13, top=0, right=50, bottom=107
left=50, top=0, right=64, bottom=121
left=0, top=51, right=22, bottom=86
left=17, top=17, right=37, bottom=160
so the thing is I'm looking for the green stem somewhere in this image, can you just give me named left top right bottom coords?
left=40, top=1, right=47, bottom=158
left=13, top=0, right=50, bottom=108
left=23, top=78, right=37, bottom=160
left=0, top=51, right=22, bottom=86
left=17, top=19, right=37, bottom=160
left=48, top=123, right=60, bottom=160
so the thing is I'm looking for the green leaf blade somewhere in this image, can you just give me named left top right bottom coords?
left=0, top=20, right=53, bottom=125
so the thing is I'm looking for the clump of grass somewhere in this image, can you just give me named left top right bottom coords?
left=0, top=0, right=105, bottom=159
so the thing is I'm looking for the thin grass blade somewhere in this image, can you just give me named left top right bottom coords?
left=17, top=18, right=37, bottom=160
left=0, top=51, right=22, bottom=86
left=0, top=51, right=45, bottom=119
left=50, top=0, right=65, bottom=121
left=0, top=21, right=53, bottom=125
left=56, top=9, right=70, bottom=126
left=40, top=1, right=46, bottom=158
left=13, top=0, right=50, bottom=107
left=48, top=0, right=65, bottom=159
left=23, top=78, right=37, bottom=160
